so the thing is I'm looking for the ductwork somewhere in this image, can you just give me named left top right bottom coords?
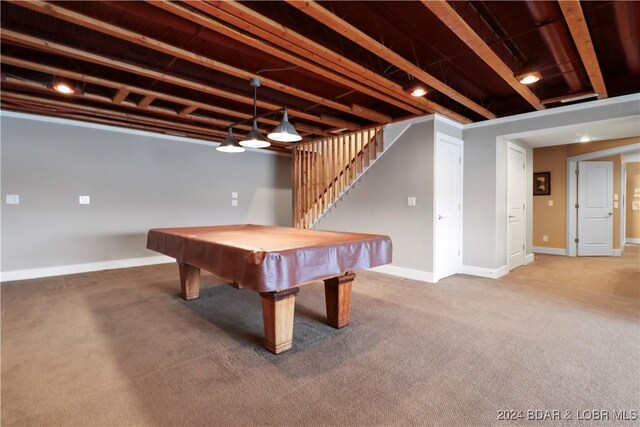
left=614, top=1, right=640, bottom=75
left=526, top=1, right=584, bottom=92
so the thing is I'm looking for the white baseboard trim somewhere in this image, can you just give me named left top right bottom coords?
left=525, top=253, right=535, bottom=264
left=460, top=264, right=508, bottom=279
left=626, top=238, right=640, bottom=244
left=1, top=255, right=174, bottom=283
left=532, top=246, right=567, bottom=256
left=369, top=265, right=435, bottom=283
left=613, top=249, right=622, bottom=256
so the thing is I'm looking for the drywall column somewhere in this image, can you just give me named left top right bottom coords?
left=315, top=119, right=436, bottom=277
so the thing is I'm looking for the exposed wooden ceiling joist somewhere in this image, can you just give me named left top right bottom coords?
left=2, top=90, right=233, bottom=138
left=198, top=1, right=471, bottom=123
left=419, top=0, right=544, bottom=111
left=148, top=0, right=418, bottom=118
left=8, top=0, right=373, bottom=127
left=0, top=103, right=258, bottom=149
left=287, top=0, right=498, bottom=119
left=1, top=55, right=321, bottom=137
left=557, top=0, right=608, bottom=99
left=112, top=87, right=129, bottom=104
left=0, top=29, right=352, bottom=132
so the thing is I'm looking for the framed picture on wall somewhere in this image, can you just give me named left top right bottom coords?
left=533, top=172, right=551, bottom=196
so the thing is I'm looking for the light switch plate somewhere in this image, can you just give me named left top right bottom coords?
left=6, top=194, right=19, bottom=205
left=79, top=195, right=91, bottom=205
left=548, top=200, right=554, bottom=207
left=231, top=199, right=238, bottom=207
left=613, top=201, right=619, bottom=209
left=613, top=193, right=618, bottom=201
left=542, top=235, right=548, bottom=242
left=231, top=192, right=238, bottom=199
left=407, top=197, right=416, bottom=207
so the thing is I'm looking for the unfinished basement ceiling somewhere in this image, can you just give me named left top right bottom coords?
left=1, top=1, right=639, bottom=151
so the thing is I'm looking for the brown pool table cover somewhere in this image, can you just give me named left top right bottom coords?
left=146, top=224, right=392, bottom=292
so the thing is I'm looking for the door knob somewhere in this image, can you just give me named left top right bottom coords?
left=509, top=215, right=515, bottom=219
left=438, top=215, right=446, bottom=220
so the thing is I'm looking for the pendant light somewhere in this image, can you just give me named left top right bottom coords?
left=216, top=128, right=245, bottom=153
left=268, top=109, right=302, bottom=142
left=240, top=78, right=270, bottom=149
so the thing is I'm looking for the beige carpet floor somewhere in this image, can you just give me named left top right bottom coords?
left=2, top=247, right=639, bottom=426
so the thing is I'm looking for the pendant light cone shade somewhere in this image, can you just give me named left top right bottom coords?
left=216, top=128, right=245, bottom=153
left=240, top=120, right=270, bottom=148
left=268, top=109, right=302, bottom=142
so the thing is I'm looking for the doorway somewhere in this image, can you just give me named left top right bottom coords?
left=433, top=133, right=463, bottom=282
left=577, top=161, right=614, bottom=256
left=507, top=143, right=526, bottom=270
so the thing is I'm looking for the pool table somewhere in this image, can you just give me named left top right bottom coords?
left=147, top=224, right=392, bottom=354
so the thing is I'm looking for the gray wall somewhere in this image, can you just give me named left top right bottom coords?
left=462, top=95, right=640, bottom=269
left=1, top=113, right=292, bottom=272
left=315, top=119, right=435, bottom=272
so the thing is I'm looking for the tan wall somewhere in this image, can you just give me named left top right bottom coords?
left=627, top=162, right=640, bottom=240
left=533, top=137, right=639, bottom=250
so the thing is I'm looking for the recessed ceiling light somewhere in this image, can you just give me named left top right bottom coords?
left=517, top=71, right=542, bottom=85
left=579, top=135, right=591, bottom=143
left=52, top=77, right=76, bottom=94
left=410, top=86, right=428, bottom=97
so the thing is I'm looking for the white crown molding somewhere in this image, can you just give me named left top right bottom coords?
left=464, top=93, right=640, bottom=130
left=434, top=113, right=465, bottom=129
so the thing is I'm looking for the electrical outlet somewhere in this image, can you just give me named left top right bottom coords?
left=542, top=235, right=548, bottom=242
left=6, top=194, right=19, bottom=205
left=548, top=200, right=553, bottom=207
left=231, top=192, right=238, bottom=199
left=79, top=195, right=91, bottom=205
left=231, top=199, right=238, bottom=207
left=407, top=197, right=416, bottom=207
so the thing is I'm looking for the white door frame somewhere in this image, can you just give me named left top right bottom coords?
left=566, top=143, right=637, bottom=256
left=433, top=132, right=464, bottom=282
left=506, top=142, right=527, bottom=270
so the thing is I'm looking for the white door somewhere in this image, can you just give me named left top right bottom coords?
left=507, top=144, right=525, bottom=270
left=434, top=134, right=463, bottom=281
left=577, top=161, right=613, bottom=256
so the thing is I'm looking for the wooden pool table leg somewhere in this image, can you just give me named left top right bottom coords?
left=324, top=272, right=356, bottom=329
left=260, top=288, right=299, bottom=354
left=177, top=262, right=200, bottom=300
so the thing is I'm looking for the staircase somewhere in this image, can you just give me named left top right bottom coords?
left=293, top=125, right=384, bottom=228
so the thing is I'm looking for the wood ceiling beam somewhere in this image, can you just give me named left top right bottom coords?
left=1, top=103, right=217, bottom=143
left=419, top=0, right=544, bottom=111
left=148, top=0, right=416, bottom=118
left=8, top=0, right=367, bottom=127
left=1, top=55, right=327, bottom=136
left=1, top=102, right=291, bottom=154
left=179, top=105, right=198, bottom=116
left=112, top=87, right=129, bottom=104
left=2, top=76, right=247, bottom=136
left=557, top=0, right=608, bottom=99
left=1, top=90, right=233, bottom=138
left=286, top=0, right=497, bottom=119
left=137, top=95, right=156, bottom=108
left=197, top=1, right=471, bottom=123
left=0, top=30, right=345, bottom=132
